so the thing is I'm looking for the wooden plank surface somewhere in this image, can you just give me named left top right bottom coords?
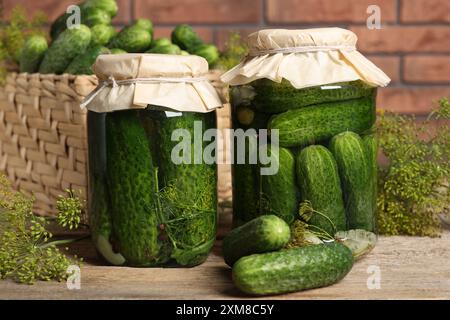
left=1, top=209, right=450, bottom=300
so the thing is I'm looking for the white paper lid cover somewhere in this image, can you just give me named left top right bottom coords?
left=81, top=53, right=223, bottom=113
left=221, top=28, right=391, bottom=89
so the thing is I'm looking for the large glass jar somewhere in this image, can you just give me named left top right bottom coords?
left=84, top=54, right=222, bottom=267
left=222, top=28, right=391, bottom=236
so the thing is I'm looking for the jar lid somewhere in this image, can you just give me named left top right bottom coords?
left=221, top=28, right=390, bottom=89
left=81, top=54, right=222, bottom=113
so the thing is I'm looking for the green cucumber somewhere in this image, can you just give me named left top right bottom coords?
left=19, top=35, right=48, bottom=73
left=222, top=215, right=290, bottom=267
left=260, top=146, right=299, bottom=224
left=232, top=242, right=353, bottom=295
left=64, top=45, right=110, bottom=75
left=87, top=111, right=125, bottom=265
left=39, top=25, right=92, bottom=74
left=268, top=95, right=376, bottom=147
left=329, top=131, right=374, bottom=231
left=296, top=145, right=346, bottom=235
left=251, top=79, right=374, bottom=114
left=105, top=110, right=163, bottom=266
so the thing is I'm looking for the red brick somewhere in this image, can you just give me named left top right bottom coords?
left=3, top=0, right=130, bottom=24
left=401, top=0, right=450, bottom=23
left=404, top=55, right=450, bottom=83
left=134, top=0, right=261, bottom=24
left=215, top=29, right=258, bottom=51
left=266, top=0, right=396, bottom=23
left=367, top=56, right=400, bottom=83
left=153, top=27, right=213, bottom=43
left=350, top=26, right=450, bottom=53
left=377, top=87, right=450, bottom=114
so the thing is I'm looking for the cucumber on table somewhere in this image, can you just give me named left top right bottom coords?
left=222, top=215, right=290, bottom=267
left=268, top=95, right=377, bottom=147
left=19, top=35, right=48, bottom=73
left=329, top=131, right=374, bottom=231
left=232, top=242, right=353, bottom=295
left=39, top=25, right=92, bottom=74
left=260, top=146, right=299, bottom=224
left=252, top=79, right=375, bottom=114
left=296, top=145, right=347, bottom=235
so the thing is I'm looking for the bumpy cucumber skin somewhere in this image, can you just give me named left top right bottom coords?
left=105, top=110, right=163, bottom=266
left=260, top=146, right=299, bottom=224
left=268, top=94, right=376, bottom=147
left=39, top=25, right=92, bottom=74
left=141, top=111, right=217, bottom=266
left=362, top=133, right=378, bottom=230
left=222, top=215, right=291, bottom=267
left=90, top=24, right=117, bottom=47
left=296, top=145, right=346, bottom=235
left=232, top=243, right=353, bottom=295
left=251, top=79, right=374, bottom=114
left=107, top=25, right=152, bottom=53
left=19, top=35, right=48, bottom=73
left=65, top=45, right=110, bottom=75
left=329, top=131, right=374, bottom=231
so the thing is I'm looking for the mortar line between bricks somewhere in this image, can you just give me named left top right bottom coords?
left=130, top=0, right=135, bottom=23
left=261, top=0, right=267, bottom=26
left=396, top=0, right=401, bottom=24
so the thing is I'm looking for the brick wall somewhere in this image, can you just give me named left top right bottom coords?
left=3, top=0, right=450, bottom=115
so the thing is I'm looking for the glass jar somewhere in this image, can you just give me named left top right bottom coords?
left=222, top=28, right=390, bottom=237
left=84, top=54, right=222, bottom=267
left=231, top=80, right=377, bottom=234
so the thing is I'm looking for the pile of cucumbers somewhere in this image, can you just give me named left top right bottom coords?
left=227, top=79, right=378, bottom=295
left=18, top=0, right=219, bottom=75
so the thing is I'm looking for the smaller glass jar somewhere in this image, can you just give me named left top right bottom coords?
left=84, top=54, right=223, bottom=267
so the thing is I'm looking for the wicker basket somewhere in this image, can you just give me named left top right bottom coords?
left=0, top=70, right=231, bottom=216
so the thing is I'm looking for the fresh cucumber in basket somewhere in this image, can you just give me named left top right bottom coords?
left=232, top=243, right=353, bottom=295
left=222, top=215, right=291, bottom=267
left=19, top=35, right=48, bottom=73
left=251, top=79, right=375, bottom=114
left=268, top=95, right=376, bottom=147
left=329, top=131, right=374, bottom=231
left=39, top=25, right=92, bottom=74
left=296, top=145, right=347, bottom=235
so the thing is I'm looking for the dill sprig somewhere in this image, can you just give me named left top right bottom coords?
left=377, top=97, right=450, bottom=236
left=0, top=174, right=83, bottom=284
left=286, top=201, right=334, bottom=249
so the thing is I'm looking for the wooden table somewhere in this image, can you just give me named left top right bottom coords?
left=1, top=209, right=449, bottom=300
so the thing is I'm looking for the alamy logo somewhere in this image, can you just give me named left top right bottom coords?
left=170, top=122, right=280, bottom=175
